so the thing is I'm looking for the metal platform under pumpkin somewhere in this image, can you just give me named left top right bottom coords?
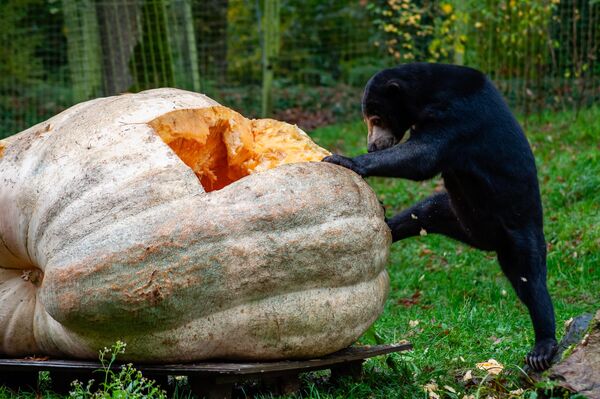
left=0, top=342, right=412, bottom=398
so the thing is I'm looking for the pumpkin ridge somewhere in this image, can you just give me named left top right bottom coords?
left=29, top=164, right=108, bottom=267
left=40, top=213, right=388, bottom=332
left=43, top=201, right=385, bottom=269
left=0, top=271, right=38, bottom=354
left=41, top=161, right=384, bottom=273
left=53, top=270, right=389, bottom=362
left=35, top=168, right=198, bottom=268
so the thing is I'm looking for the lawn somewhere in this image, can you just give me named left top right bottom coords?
left=1, top=106, right=598, bottom=399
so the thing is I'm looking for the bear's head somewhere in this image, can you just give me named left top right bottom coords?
left=361, top=63, right=486, bottom=152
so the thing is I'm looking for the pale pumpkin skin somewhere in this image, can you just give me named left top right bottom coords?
left=0, top=88, right=390, bottom=362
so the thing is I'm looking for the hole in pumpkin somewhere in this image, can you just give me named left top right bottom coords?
left=149, top=106, right=330, bottom=192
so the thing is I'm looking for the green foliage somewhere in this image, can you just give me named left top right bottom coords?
left=225, top=0, right=378, bottom=87
left=278, top=0, right=376, bottom=84
left=366, top=0, right=560, bottom=66
left=69, top=341, right=166, bottom=399
left=194, top=0, right=229, bottom=87
left=365, top=0, right=600, bottom=112
left=367, top=0, right=462, bottom=63
left=466, top=0, right=559, bottom=75
left=0, top=0, right=44, bottom=89
left=0, top=82, right=72, bottom=140
left=62, top=0, right=102, bottom=102
left=224, top=1, right=261, bottom=84
left=0, top=0, right=47, bottom=139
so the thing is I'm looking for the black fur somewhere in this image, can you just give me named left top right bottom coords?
left=323, top=63, right=557, bottom=371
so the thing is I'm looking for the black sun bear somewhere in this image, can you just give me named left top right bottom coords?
left=323, top=62, right=557, bottom=371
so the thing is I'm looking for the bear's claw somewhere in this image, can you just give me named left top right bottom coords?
left=526, top=338, right=558, bottom=371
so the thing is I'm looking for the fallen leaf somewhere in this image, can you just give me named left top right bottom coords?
left=398, top=290, right=422, bottom=307
left=509, top=388, right=525, bottom=396
left=476, top=358, right=504, bottom=375
left=423, top=382, right=440, bottom=399
left=462, top=369, right=473, bottom=381
left=444, top=385, right=457, bottom=393
left=419, top=247, right=433, bottom=256
left=489, top=336, right=504, bottom=345
left=409, top=319, right=420, bottom=328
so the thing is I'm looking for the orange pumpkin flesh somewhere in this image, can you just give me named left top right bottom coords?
left=149, top=106, right=331, bottom=192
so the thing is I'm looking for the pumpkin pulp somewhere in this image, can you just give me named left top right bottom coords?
left=149, top=106, right=331, bottom=192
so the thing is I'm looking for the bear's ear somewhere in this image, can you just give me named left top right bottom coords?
left=384, top=79, right=407, bottom=96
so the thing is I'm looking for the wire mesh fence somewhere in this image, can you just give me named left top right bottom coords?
left=1, top=0, right=598, bottom=138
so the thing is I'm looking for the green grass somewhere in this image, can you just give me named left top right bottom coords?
left=1, top=107, right=598, bottom=399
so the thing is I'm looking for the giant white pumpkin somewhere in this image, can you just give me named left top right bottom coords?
left=0, top=88, right=390, bottom=362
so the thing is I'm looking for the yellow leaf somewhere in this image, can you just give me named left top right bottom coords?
left=424, top=382, right=440, bottom=399
left=476, top=359, right=504, bottom=375
left=441, top=3, right=453, bottom=14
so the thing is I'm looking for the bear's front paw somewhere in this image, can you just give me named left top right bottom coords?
left=526, top=338, right=558, bottom=371
left=322, top=154, right=366, bottom=176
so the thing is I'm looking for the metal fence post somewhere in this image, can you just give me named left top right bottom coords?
left=62, top=0, right=102, bottom=102
left=261, top=0, right=280, bottom=117
left=168, top=0, right=201, bottom=92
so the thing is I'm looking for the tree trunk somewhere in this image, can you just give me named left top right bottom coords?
left=95, top=1, right=140, bottom=95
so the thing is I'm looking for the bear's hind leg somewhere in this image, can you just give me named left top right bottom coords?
left=497, top=235, right=557, bottom=371
left=386, top=192, right=484, bottom=248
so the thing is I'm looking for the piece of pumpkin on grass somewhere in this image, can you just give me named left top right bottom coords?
left=0, top=88, right=390, bottom=362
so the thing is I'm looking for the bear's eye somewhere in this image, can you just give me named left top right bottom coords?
left=370, top=117, right=381, bottom=126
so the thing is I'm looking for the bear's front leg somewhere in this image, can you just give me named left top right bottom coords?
left=323, top=134, right=446, bottom=181
left=322, top=154, right=368, bottom=177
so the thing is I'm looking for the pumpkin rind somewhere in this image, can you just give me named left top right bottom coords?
left=0, top=88, right=390, bottom=362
